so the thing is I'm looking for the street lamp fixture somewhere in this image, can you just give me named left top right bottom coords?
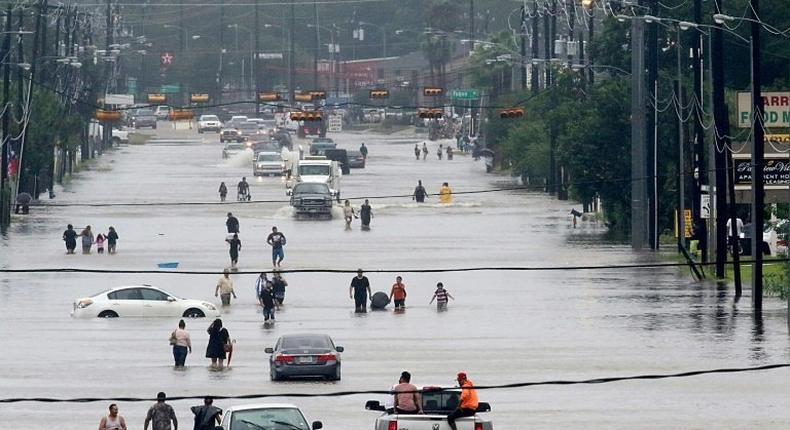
left=712, top=13, right=734, bottom=25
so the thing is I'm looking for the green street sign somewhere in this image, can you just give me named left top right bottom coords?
left=160, top=84, right=181, bottom=94
left=451, top=89, right=480, bottom=100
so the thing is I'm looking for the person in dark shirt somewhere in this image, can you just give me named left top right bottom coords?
left=62, top=224, right=78, bottom=254
left=226, top=212, right=239, bottom=234
left=271, top=272, right=288, bottom=305
left=360, top=199, right=373, bottom=229
left=237, top=177, right=250, bottom=201
left=413, top=180, right=428, bottom=203
left=106, top=226, right=119, bottom=254
left=266, top=226, right=286, bottom=267
left=226, top=233, right=241, bottom=268
left=349, top=269, right=372, bottom=313
left=258, top=281, right=278, bottom=323
left=360, top=142, right=368, bottom=160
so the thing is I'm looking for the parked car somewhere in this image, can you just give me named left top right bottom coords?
left=111, top=128, right=129, bottom=145
left=223, top=142, right=249, bottom=159
left=365, top=386, right=493, bottom=430
left=347, top=149, right=366, bottom=168
left=71, top=285, right=220, bottom=318
left=266, top=334, right=343, bottom=380
left=218, top=403, right=323, bottom=430
left=131, top=108, right=157, bottom=129
left=254, top=152, right=285, bottom=177
left=323, top=149, right=350, bottom=175
left=154, top=105, right=171, bottom=120
left=197, top=114, right=222, bottom=133
left=220, top=129, right=244, bottom=143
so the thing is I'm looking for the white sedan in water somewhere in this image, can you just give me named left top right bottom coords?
left=71, top=285, right=220, bottom=319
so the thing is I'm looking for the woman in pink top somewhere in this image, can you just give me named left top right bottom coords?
left=393, top=371, right=421, bottom=414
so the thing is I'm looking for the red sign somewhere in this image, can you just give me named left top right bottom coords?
left=160, top=52, right=174, bottom=66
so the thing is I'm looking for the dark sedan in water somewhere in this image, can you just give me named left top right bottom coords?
left=266, top=334, right=343, bottom=381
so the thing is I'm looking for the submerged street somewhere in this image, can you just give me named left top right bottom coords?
left=1, top=126, right=789, bottom=429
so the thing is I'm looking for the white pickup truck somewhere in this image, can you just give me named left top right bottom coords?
left=365, top=386, right=493, bottom=430
left=286, top=156, right=342, bottom=201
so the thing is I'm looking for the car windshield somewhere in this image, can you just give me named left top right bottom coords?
left=201, top=115, right=218, bottom=121
left=299, top=165, right=330, bottom=176
left=294, top=183, right=329, bottom=194
left=226, top=143, right=246, bottom=150
left=281, top=335, right=332, bottom=349
left=238, top=123, right=258, bottom=131
left=230, top=408, right=309, bottom=430
left=136, top=109, right=154, bottom=116
left=257, top=153, right=281, bottom=162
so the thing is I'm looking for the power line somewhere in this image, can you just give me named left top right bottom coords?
left=1, top=258, right=787, bottom=275
left=1, top=362, right=787, bottom=403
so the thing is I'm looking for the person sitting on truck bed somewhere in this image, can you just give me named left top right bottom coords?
left=447, top=372, right=478, bottom=430
left=393, top=371, right=421, bottom=414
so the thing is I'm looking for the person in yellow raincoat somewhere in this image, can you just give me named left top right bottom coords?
left=439, top=182, right=452, bottom=204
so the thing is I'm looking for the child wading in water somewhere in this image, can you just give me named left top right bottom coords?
left=95, top=233, right=106, bottom=254
left=429, top=282, right=454, bottom=310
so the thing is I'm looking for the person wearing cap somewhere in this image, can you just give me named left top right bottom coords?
left=226, top=212, right=239, bottom=234
left=349, top=269, right=372, bottom=313
left=447, top=372, right=478, bottom=430
left=144, top=392, right=178, bottom=430
left=393, top=371, right=421, bottom=414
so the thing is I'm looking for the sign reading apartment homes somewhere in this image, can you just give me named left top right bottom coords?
left=732, top=154, right=790, bottom=188
left=737, top=91, right=790, bottom=128
left=104, top=93, right=134, bottom=106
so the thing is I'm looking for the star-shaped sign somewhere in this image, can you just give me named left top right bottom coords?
left=160, top=52, right=174, bottom=66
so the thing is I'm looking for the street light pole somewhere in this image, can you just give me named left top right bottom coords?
left=255, top=0, right=260, bottom=115
left=1, top=4, right=12, bottom=227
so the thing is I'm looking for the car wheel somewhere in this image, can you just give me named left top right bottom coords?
left=270, top=368, right=281, bottom=381
left=112, top=137, right=121, bottom=145
left=98, top=310, right=119, bottom=318
left=329, top=365, right=341, bottom=381
left=153, top=124, right=157, bottom=129
left=198, top=129, right=203, bottom=134
left=183, top=308, right=205, bottom=318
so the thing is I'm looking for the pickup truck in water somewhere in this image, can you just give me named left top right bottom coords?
left=365, top=386, right=492, bottom=430
left=288, top=182, right=334, bottom=219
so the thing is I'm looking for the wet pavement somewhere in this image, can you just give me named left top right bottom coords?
left=1, top=123, right=789, bottom=429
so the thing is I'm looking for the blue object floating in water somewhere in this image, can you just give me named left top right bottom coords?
left=157, top=262, right=179, bottom=269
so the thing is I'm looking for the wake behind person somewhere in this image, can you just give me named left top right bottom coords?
left=349, top=269, right=372, bottom=313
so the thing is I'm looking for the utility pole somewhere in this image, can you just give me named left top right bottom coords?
left=1, top=4, right=12, bottom=227
left=468, top=0, right=475, bottom=50
left=691, top=0, right=707, bottom=262
left=102, top=0, right=113, bottom=152
left=543, top=7, right=550, bottom=89
left=519, top=5, right=527, bottom=90
left=749, top=0, right=764, bottom=312
left=630, top=16, right=648, bottom=249
left=647, top=0, right=658, bottom=250
left=218, top=0, right=224, bottom=105
left=587, top=7, right=594, bottom=85
left=675, top=28, right=685, bottom=254
left=313, top=0, right=319, bottom=90
left=18, top=0, right=45, bottom=197
left=255, top=0, right=260, bottom=115
left=179, top=0, right=184, bottom=52
left=288, top=0, right=295, bottom=103
left=711, top=0, right=729, bottom=279
left=530, top=1, right=539, bottom=93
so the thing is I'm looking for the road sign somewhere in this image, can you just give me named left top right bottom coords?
left=160, top=84, right=180, bottom=94
left=700, top=194, right=711, bottom=219
left=258, top=52, right=283, bottom=60
left=328, top=115, right=343, bottom=132
left=451, top=89, right=480, bottom=100
left=104, top=93, right=134, bottom=105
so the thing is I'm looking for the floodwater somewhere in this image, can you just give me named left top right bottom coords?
left=1, top=125, right=789, bottom=429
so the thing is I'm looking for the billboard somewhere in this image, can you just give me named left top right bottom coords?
left=737, top=91, right=790, bottom=128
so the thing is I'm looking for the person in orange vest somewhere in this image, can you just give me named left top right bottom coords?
left=448, top=372, right=478, bottom=430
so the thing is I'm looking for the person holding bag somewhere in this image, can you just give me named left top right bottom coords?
left=170, top=319, right=191, bottom=368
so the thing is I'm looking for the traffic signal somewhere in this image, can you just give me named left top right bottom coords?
left=259, top=91, right=281, bottom=102
left=147, top=94, right=166, bottom=103
left=169, top=109, right=194, bottom=121
left=190, top=93, right=209, bottom=103
left=417, top=108, right=443, bottom=119
left=498, top=108, right=525, bottom=119
left=423, top=87, right=443, bottom=97
left=293, top=93, right=314, bottom=102
left=309, top=90, right=327, bottom=100
left=290, top=111, right=323, bottom=121
left=369, top=89, right=389, bottom=99
left=95, top=109, right=121, bottom=122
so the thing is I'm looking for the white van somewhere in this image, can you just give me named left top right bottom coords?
left=154, top=105, right=171, bottom=120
